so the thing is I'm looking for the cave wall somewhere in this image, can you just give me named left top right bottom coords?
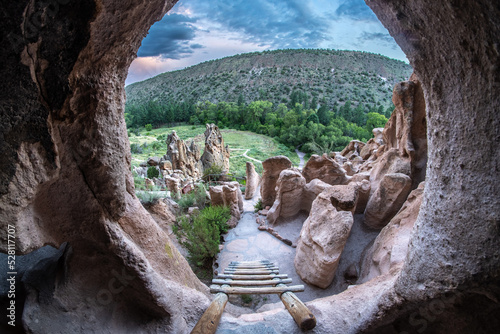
left=0, top=1, right=209, bottom=333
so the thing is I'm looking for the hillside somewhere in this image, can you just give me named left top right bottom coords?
left=126, top=49, right=412, bottom=109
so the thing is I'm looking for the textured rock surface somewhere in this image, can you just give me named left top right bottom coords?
left=165, top=131, right=203, bottom=178
left=360, top=182, right=425, bottom=283
left=267, top=169, right=306, bottom=225
left=302, top=153, right=349, bottom=185
left=244, top=161, right=260, bottom=200
left=364, top=173, right=412, bottom=229
left=210, top=182, right=243, bottom=222
left=294, top=188, right=354, bottom=288
left=0, top=1, right=210, bottom=333
left=200, top=124, right=230, bottom=172
left=260, top=156, right=292, bottom=207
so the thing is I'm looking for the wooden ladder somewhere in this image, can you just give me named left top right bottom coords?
left=191, top=260, right=316, bottom=333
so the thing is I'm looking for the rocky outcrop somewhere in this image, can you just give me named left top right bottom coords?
left=200, top=124, right=230, bottom=172
left=209, top=182, right=244, bottom=227
left=364, top=173, right=412, bottom=229
left=165, top=131, right=203, bottom=178
left=266, top=169, right=306, bottom=224
left=260, top=156, right=292, bottom=207
left=244, top=161, right=260, bottom=200
left=360, top=182, right=425, bottom=283
left=302, top=153, right=349, bottom=185
left=294, top=188, right=354, bottom=288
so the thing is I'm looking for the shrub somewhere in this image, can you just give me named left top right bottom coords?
left=145, top=123, right=153, bottom=131
left=147, top=166, right=160, bottom=179
left=130, top=143, right=143, bottom=154
left=174, top=206, right=231, bottom=267
left=176, top=184, right=208, bottom=211
left=202, top=164, right=224, bottom=182
left=254, top=198, right=263, bottom=212
left=136, top=186, right=163, bottom=204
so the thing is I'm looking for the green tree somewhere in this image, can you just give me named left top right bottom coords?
left=145, top=123, right=153, bottom=131
left=366, top=112, right=388, bottom=132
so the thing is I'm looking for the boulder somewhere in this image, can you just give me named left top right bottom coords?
left=210, top=182, right=243, bottom=222
left=144, top=198, right=177, bottom=229
left=327, top=184, right=359, bottom=213
left=340, top=140, right=365, bottom=159
left=364, top=173, right=412, bottom=229
left=164, top=176, right=181, bottom=196
left=267, top=169, right=306, bottom=225
left=294, top=188, right=354, bottom=288
left=260, top=156, right=292, bottom=207
left=159, top=160, right=172, bottom=171
left=359, top=182, right=425, bottom=283
left=302, top=153, right=349, bottom=185
left=200, top=124, right=230, bottom=172
left=144, top=178, right=155, bottom=189
left=301, top=179, right=334, bottom=213
left=166, top=131, right=203, bottom=178
left=147, top=156, right=160, bottom=166
left=244, top=161, right=261, bottom=200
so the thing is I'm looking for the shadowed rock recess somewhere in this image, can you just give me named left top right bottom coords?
left=0, top=1, right=499, bottom=333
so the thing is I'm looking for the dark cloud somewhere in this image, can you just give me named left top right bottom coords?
left=359, top=32, right=394, bottom=43
left=137, top=13, right=198, bottom=58
left=186, top=0, right=330, bottom=49
left=335, top=0, right=378, bottom=21
left=190, top=43, right=205, bottom=49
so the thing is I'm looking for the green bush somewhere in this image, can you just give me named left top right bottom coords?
left=145, top=123, right=153, bottom=131
left=176, top=184, right=208, bottom=211
left=147, top=166, right=160, bottom=179
left=254, top=198, right=263, bottom=212
left=130, top=143, right=143, bottom=154
left=174, top=206, right=231, bottom=267
left=202, top=164, right=224, bottom=182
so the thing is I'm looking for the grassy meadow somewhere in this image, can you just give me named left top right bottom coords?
left=128, top=125, right=300, bottom=177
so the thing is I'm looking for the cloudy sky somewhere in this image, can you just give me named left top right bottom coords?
left=126, top=0, right=407, bottom=86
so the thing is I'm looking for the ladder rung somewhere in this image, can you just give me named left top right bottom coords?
left=210, top=284, right=305, bottom=295
left=224, top=269, right=279, bottom=275
left=212, top=278, right=292, bottom=286
left=217, top=273, right=288, bottom=280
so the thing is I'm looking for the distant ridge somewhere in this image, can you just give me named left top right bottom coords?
left=126, top=49, right=412, bottom=109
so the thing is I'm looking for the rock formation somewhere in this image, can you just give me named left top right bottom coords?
left=364, top=173, right=412, bottom=229
left=200, top=124, right=230, bottom=172
left=244, top=161, right=260, bottom=200
left=294, top=188, right=354, bottom=288
left=209, top=182, right=244, bottom=227
left=360, top=182, right=425, bottom=283
left=165, top=131, right=203, bottom=178
left=266, top=169, right=306, bottom=224
left=302, top=153, right=349, bottom=185
left=260, top=155, right=292, bottom=207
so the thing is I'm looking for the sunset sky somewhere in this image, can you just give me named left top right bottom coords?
left=126, top=0, right=407, bottom=86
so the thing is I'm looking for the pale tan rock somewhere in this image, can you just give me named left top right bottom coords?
left=144, top=199, right=177, bottom=231
left=244, top=161, right=261, bottom=200
left=200, top=124, right=230, bottom=172
left=364, top=173, right=412, bottom=229
left=360, top=182, right=425, bottom=283
left=260, top=155, right=292, bottom=207
left=166, top=131, right=203, bottom=178
left=328, top=184, right=359, bottom=213
left=209, top=185, right=224, bottom=206
left=159, top=160, right=172, bottom=170
left=340, top=140, right=365, bottom=157
left=294, top=188, right=354, bottom=288
left=267, top=169, right=306, bottom=225
left=164, top=176, right=180, bottom=196
left=144, top=178, right=154, bottom=189
left=210, top=182, right=243, bottom=223
left=302, top=179, right=334, bottom=213
left=302, top=153, right=349, bottom=185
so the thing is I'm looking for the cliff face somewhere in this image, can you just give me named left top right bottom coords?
left=1, top=0, right=499, bottom=333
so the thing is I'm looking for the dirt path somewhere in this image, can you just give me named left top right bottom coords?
left=295, top=149, right=306, bottom=169
left=230, top=148, right=262, bottom=164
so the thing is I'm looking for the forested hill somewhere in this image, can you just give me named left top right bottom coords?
left=125, top=49, right=412, bottom=109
